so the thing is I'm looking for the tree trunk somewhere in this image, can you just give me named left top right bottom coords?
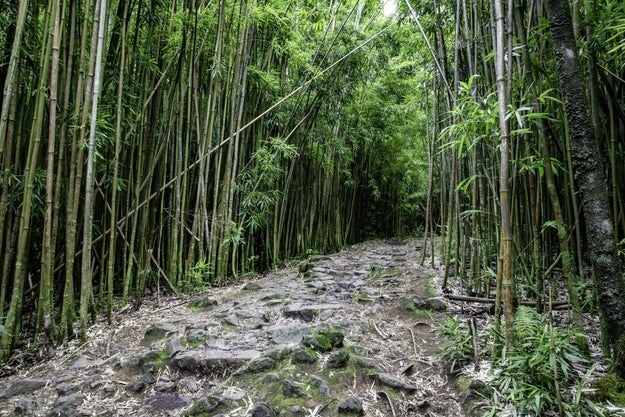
left=494, top=0, right=514, bottom=347
left=546, top=0, right=625, bottom=376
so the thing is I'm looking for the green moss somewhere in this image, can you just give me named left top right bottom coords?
left=426, top=277, right=438, bottom=297
left=302, top=328, right=344, bottom=352
left=405, top=301, right=434, bottom=320
left=184, top=395, right=223, bottom=417
left=367, top=266, right=400, bottom=281
left=594, top=373, right=625, bottom=406
left=138, top=348, right=169, bottom=373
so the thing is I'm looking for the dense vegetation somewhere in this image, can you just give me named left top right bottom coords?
left=0, top=0, right=428, bottom=357
left=1, top=0, right=625, bottom=411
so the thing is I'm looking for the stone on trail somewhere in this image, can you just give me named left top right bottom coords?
left=187, top=296, right=219, bottom=309
left=408, top=295, right=448, bottom=312
left=222, top=313, right=239, bottom=327
left=243, top=281, right=262, bottom=290
left=146, top=392, right=188, bottom=411
left=269, top=324, right=311, bottom=344
left=282, top=380, right=307, bottom=398
left=142, top=322, right=177, bottom=345
left=301, top=329, right=344, bottom=352
left=283, top=302, right=343, bottom=322
left=1, top=379, right=47, bottom=398
left=338, top=395, right=364, bottom=415
left=377, top=372, right=418, bottom=392
left=291, top=347, right=317, bottom=364
left=170, top=349, right=260, bottom=374
left=244, top=356, right=276, bottom=373
left=184, top=396, right=223, bottom=416
left=326, top=349, right=350, bottom=369
left=13, top=398, right=36, bottom=417
left=309, top=375, right=331, bottom=396
left=251, top=402, right=276, bottom=417
left=47, top=393, right=85, bottom=417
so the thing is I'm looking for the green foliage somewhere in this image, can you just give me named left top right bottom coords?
left=594, top=373, right=625, bottom=407
left=487, top=307, right=597, bottom=416
left=438, top=75, right=499, bottom=157
left=184, top=258, right=212, bottom=293
left=437, top=307, right=611, bottom=416
left=436, top=315, right=474, bottom=373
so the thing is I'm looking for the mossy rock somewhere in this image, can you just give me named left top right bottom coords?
left=187, top=296, right=218, bottom=310
left=302, top=328, right=344, bottom=352
left=594, top=373, right=625, bottom=406
left=454, top=374, right=490, bottom=416
left=326, top=350, right=350, bottom=369
left=184, top=395, right=224, bottom=416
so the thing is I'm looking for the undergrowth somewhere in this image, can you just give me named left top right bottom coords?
left=437, top=306, right=619, bottom=416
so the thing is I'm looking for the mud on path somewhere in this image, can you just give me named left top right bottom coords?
left=0, top=238, right=467, bottom=417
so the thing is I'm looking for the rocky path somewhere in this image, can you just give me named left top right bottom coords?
left=0, top=238, right=467, bottom=417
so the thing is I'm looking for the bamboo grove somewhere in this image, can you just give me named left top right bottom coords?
left=1, top=0, right=625, bottom=376
left=0, top=0, right=430, bottom=360
left=416, top=0, right=625, bottom=374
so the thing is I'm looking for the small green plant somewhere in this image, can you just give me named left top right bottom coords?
left=351, top=290, right=369, bottom=303
left=486, top=307, right=602, bottom=417
left=185, top=258, right=212, bottom=293
left=436, top=315, right=473, bottom=373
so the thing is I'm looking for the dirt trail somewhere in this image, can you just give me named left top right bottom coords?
left=0, top=238, right=467, bottom=417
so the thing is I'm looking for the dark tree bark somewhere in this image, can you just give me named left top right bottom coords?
left=546, top=0, right=625, bottom=376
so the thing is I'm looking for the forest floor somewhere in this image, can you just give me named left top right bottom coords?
left=0, top=238, right=473, bottom=416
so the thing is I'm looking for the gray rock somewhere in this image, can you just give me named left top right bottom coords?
left=309, top=375, right=330, bottom=396
left=291, top=348, right=316, bottom=364
left=70, top=355, right=91, bottom=369
left=326, top=350, right=350, bottom=369
left=13, top=398, right=36, bottom=416
left=184, top=396, right=223, bottom=416
left=171, top=349, right=260, bottom=374
left=188, top=296, right=219, bottom=309
left=270, top=325, right=311, bottom=344
left=146, top=392, right=188, bottom=411
left=205, top=337, right=228, bottom=350
left=182, top=378, right=199, bottom=393
left=263, top=373, right=281, bottom=383
left=166, top=336, right=185, bottom=358
left=302, top=329, right=344, bottom=352
left=338, top=395, right=364, bottom=415
left=252, top=402, right=276, bottom=417
left=143, top=322, right=177, bottom=344
left=155, top=378, right=177, bottom=392
left=47, top=393, right=85, bottom=417
left=283, top=302, right=343, bottom=322
left=283, top=380, right=307, bottom=398
left=223, top=313, right=239, bottom=327
left=1, top=379, right=47, bottom=398
left=246, top=356, right=276, bottom=373
left=377, top=372, right=417, bottom=392
left=55, top=382, right=75, bottom=395
left=243, top=281, right=262, bottom=290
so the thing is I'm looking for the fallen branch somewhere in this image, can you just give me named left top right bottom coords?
left=444, top=294, right=569, bottom=307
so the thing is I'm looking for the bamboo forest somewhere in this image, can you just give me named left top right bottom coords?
left=1, top=0, right=625, bottom=414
